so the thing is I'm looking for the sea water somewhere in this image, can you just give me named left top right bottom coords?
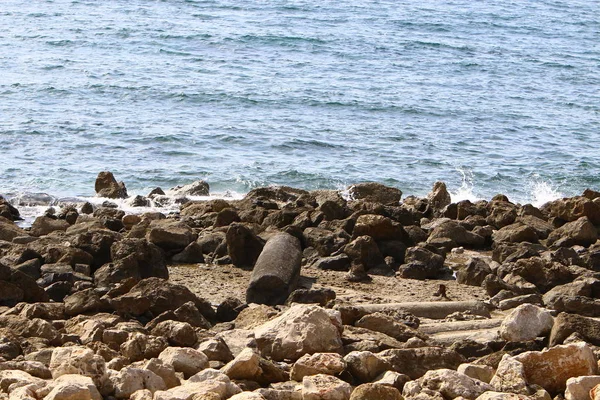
left=1, top=0, right=599, bottom=210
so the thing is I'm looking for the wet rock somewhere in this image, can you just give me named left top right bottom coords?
left=499, top=304, right=554, bottom=342
left=549, top=312, right=600, bottom=346
left=302, top=374, right=352, bottom=400
left=348, top=183, right=402, bottom=205
left=254, top=304, right=343, bottom=362
left=0, top=197, right=20, bottom=221
left=95, top=171, right=128, bottom=199
left=170, top=180, right=210, bottom=197
left=247, top=233, right=302, bottom=306
left=226, top=223, right=265, bottom=269
left=290, top=353, right=345, bottom=381
left=546, top=217, right=598, bottom=248
left=0, top=217, right=28, bottom=242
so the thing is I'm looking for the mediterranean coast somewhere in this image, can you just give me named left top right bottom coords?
left=1, top=172, right=600, bottom=399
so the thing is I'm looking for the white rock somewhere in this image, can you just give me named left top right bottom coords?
left=565, top=376, right=600, bottom=400
left=143, top=358, right=180, bottom=389
left=254, top=304, right=343, bottom=362
left=228, top=393, right=266, bottom=400
left=43, top=374, right=102, bottom=400
left=7, top=383, right=42, bottom=400
left=152, top=380, right=227, bottom=400
left=592, top=384, right=600, bottom=400
left=302, top=374, right=352, bottom=400
left=49, top=346, right=107, bottom=387
left=514, top=342, right=598, bottom=394
left=158, top=347, right=208, bottom=378
left=215, top=329, right=256, bottom=358
left=220, top=348, right=261, bottom=381
left=110, top=367, right=166, bottom=399
left=458, top=364, right=495, bottom=384
left=188, top=368, right=241, bottom=397
left=419, top=369, right=493, bottom=400
left=0, top=370, right=44, bottom=393
left=490, top=355, right=529, bottom=395
left=475, top=391, right=530, bottom=400
left=499, top=304, right=554, bottom=342
left=130, top=389, right=153, bottom=400
left=344, top=351, right=392, bottom=383
left=290, top=353, right=346, bottom=381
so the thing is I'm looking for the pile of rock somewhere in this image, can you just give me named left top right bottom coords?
left=0, top=175, right=600, bottom=399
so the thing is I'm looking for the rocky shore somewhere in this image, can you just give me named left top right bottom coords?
left=1, top=171, right=600, bottom=400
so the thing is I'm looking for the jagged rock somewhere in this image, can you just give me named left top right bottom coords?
left=95, top=171, right=128, bottom=199
left=542, top=278, right=600, bottom=317
left=158, top=347, right=208, bottom=378
left=541, top=196, right=600, bottom=225
left=49, top=346, right=107, bottom=388
left=344, top=351, right=393, bottom=383
left=516, top=215, right=554, bottom=240
left=121, top=333, right=169, bottom=362
left=188, top=368, right=242, bottom=398
left=303, top=228, right=339, bottom=257
left=110, top=277, right=214, bottom=320
left=44, top=374, right=102, bottom=400
left=513, top=342, right=598, bottom=394
left=397, top=246, right=446, bottom=279
left=143, top=358, right=180, bottom=389
left=150, top=321, right=197, bottom=347
left=428, top=220, right=485, bottom=248
left=456, top=257, right=492, bottom=286
left=378, top=347, right=466, bottom=380
left=254, top=304, right=343, bottom=362
left=220, top=348, right=261, bottom=381
left=418, top=369, right=493, bottom=400
left=0, top=197, right=20, bottom=221
left=428, top=182, right=452, bottom=212
left=302, top=374, right=352, bottom=400
left=546, top=217, right=598, bottom=248
left=0, top=315, right=59, bottom=341
left=355, top=313, right=427, bottom=342
left=492, top=223, right=539, bottom=244
left=29, top=216, right=70, bottom=237
left=197, top=338, right=234, bottom=363
left=352, top=214, right=408, bottom=242
left=146, top=220, right=195, bottom=251
left=110, top=367, right=166, bottom=399
left=499, top=304, right=554, bottom=342
left=171, top=242, right=205, bottom=263
left=343, top=235, right=385, bottom=270
left=489, top=354, right=529, bottom=395
left=0, top=217, right=28, bottom=242
left=226, top=223, right=264, bottom=269
left=290, top=353, right=345, bottom=381
left=348, top=183, right=402, bottom=205
left=549, top=312, right=600, bottom=346
left=458, top=364, right=495, bottom=384
left=486, top=201, right=518, bottom=229
left=496, top=257, right=573, bottom=293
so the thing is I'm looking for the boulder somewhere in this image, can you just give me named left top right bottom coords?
left=247, top=233, right=302, bottom=306
left=303, top=227, right=340, bottom=257
left=499, top=304, right=554, bottom=342
left=44, top=374, right=102, bottom=400
left=146, top=220, right=194, bottom=251
left=456, top=257, right=492, bottom=286
left=95, top=171, right=128, bottom=199
left=516, top=215, right=554, bottom=240
left=302, top=374, right=352, bottom=400
left=347, top=183, right=402, bottom=205
left=397, top=246, right=446, bottom=280
left=486, top=201, right=518, bottom=229
left=169, top=180, right=210, bottom=197
left=49, top=346, right=107, bottom=388
left=0, top=217, right=28, bottom=241
left=352, top=214, right=408, bottom=242
left=549, top=312, right=600, bottom=346
left=220, top=348, right=261, bottom=381
left=290, top=353, right=346, bottom=381
left=489, top=354, right=529, bottom=395
left=344, top=351, right=393, bottom=383
left=226, top=223, right=265, bottom=269
left=378, top=347, right=466, bottom=380
left=143, top=358, right=180, bottom=389
left=491, top=223, right=539, bottom=244
left=428, top=182, right=452, bottom=212
left=121, top=333, right=169, bottom=362
left=496, top=257, right=573, bottom=293
left=110, top=277, right=214, bottom=320
left=541, top=196, right=600, bottom=225
left=542, top=278, right=600, bottom=317
left=350, top=383, right=403, bottom=400
left=343, top=235, right=385, bottom=270
left=419, top=369, right=494, bottom=400
left=158, top=347, right=208, bottom=378
left=546, top=217, right=598, bottom=248
left=111, top=367, right=167, bottom=399
left=150, top=321, right=197, bottom=347
left=0, top=197, right=20, bottom=221
left=458, top=364, right=495, bottom=384
left=565, top=376, right=600, bottom=400
left=29, top=216, right=70, bottom=237
left=254, top=304, right=343, bottom=361
left=513, top=342, right=598, bottom=394
left=428, top=220, right=485, bottom=248
left=153, top=380, right=227, bottom=400
left=197, top=339, right=234, bottom=363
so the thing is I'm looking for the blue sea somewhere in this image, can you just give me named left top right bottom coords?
left=1, top=0, right=599, bottom=210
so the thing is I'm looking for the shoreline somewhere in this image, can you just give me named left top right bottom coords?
left=0, top=172, right=600, bottom=399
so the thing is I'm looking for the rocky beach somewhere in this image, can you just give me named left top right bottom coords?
left=1, top=172, right=600, bottom=400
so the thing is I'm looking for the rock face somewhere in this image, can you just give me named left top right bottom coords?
left=254, top=304, right=343, bottom=362
left=95, top=171, right=128, bottom=199
left=246, top=233, right=302, bottom=306
left=499, top=304, right=554, bottom=342
left=513, top=342, right=598, bottom=394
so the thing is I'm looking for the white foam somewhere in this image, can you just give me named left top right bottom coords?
left=528, top=179, right=564, bottom=208
left=449, top=168, right=481, bottom=203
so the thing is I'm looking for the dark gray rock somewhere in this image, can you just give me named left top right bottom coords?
left=226, top=223, right=264, bottom=269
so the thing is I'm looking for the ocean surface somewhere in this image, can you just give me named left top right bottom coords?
left=1, top=0, right=600, bottom=211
